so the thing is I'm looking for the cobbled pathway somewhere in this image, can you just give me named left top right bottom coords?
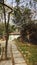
left=0, top=41, right=27, bottom=65
left=11, top=41, right=27, bottom=65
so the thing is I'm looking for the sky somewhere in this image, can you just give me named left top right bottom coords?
left=6, top=0, right=37, bottom=9
left=5, top=0, right=37, bottom=21
left=6, top=0, right=31, bottom=7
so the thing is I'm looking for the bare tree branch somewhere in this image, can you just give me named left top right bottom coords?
left=0, top=2, right=13, bottom=10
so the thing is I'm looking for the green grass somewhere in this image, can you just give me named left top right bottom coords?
left=16, top=40, right=37, bottom=65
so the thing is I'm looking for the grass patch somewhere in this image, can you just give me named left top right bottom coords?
left=15, top=40, right=37, bottom=65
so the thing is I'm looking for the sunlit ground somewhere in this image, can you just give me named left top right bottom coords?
left=9, top=35, right=20, bottom=40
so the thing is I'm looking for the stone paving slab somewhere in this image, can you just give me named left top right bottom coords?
left=12, top=51, right=20, bottom=53
left=0, top=60, right=12, bottom=65
left=14, top=57, right=25, bottom=61
left=15, top=63, right=27, bottom=65
left=13, top=54, right=22, bottom=58
left=14, top=58, right=25, bottom=64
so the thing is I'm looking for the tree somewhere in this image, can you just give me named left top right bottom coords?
left=13, top=5, right=33, bottom=42
left=30, top=0, right=37, bottom=10
left=0, top=0, right=13, bottom=59
left=0, top=23, right=5, bottom=37
left=0, top=0, right=3, bottom=3
left=16, top=0, right=20, bottom=7
left=3, top=11, right=12, bottom=59
left=9, top=25, right=16, bottom=33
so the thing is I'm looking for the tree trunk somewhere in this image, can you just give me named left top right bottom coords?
left=3, top=0, right=12, bottom=59
left=5, top=13, right=10, bottom=59
left=5, top=36, right=8, bottom=58
left=5, top=32, right=9, bottom=58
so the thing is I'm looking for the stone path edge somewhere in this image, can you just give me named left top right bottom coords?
left=10, top=45, right=15, bottom=65
left=15, top=41, right=27, bottom=65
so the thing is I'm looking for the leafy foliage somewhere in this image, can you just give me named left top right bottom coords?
left=33, top=0, right=37, bottom=2
left=0, top=0, right=3, bottom=3
left=16, top=0, right=20, bottom=2
left=0, top=23, right=5, bottom=35
left=0, top=23, right=16, bottom=38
